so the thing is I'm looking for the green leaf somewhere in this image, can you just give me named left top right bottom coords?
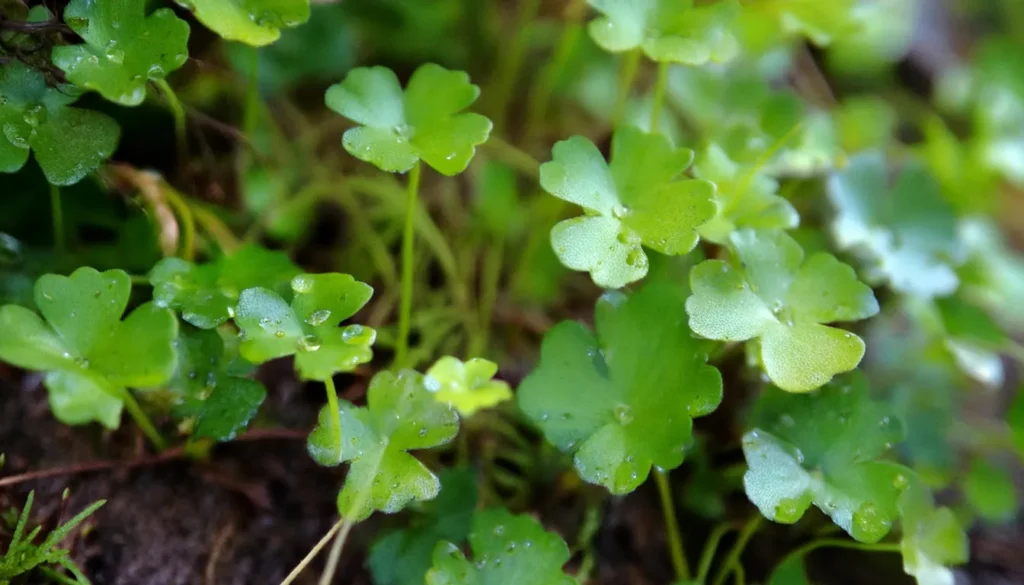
left=235, top=273, right=375, bottom=381
left=169, top=325, right=266, bottom=441
left=738, top=0, right=859, bottom=48
left=899, top=481, right=968, bottom=585
left=963, top=458, right=1018, bottom=523
left=935, top=295, right=1006, bottom=387
left=0, top=267, right=177, bottom=428
left=742, top=374, right=910, bottom=542
left=541, top=127, right=715, bottom=289
left=828, top=153, right=962, bottom=298
left=693, top=143, right=799, bottom=244
left=326, top=64, right=492, bottom=175
left=369, top=468, right=479, bottom=585
left=149, top=245, right=300, bottom=329
left=52, top=0, right=190, bottom=106
left=425, top=356, right=512, bottom=417
left=687, top=229, right=878, bottom=392
left=587, top=0, right=740, bottom=65
left=307, top=370, right=459, bottom=520
left=426, top=508, right=575, bottom=585
left=767, top=554, right=812, bottom=585
left=176, top=0, right=309, bottom=46
left=518, top=282, right=722, bottom=494
left=0, top=61, right=119, bottom=185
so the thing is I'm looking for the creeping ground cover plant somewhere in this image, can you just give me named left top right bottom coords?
left=0, top=1, right=1023, bottom=584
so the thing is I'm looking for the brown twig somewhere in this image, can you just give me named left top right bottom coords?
left=0, top=427, right=309, bottom=489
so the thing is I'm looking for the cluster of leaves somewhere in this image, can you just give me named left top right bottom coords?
left=2, top=1, right=1023, bottom=585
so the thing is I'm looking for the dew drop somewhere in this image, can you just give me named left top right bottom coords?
left=297, top=334, right=321, bottom=352
left=291, top=275, right=314, bottom=293
left=613, top=404, right=634, bottom=425
left=305, top=309, right=331, bottom=327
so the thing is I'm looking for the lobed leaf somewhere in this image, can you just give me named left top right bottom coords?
left=169, top=325, right=266, bottom=441
left=588, top=0, right=741, bottom=65
left=541, top=127, right=715, bottom=288
left=0, top=61, right=119, bottom=185
left=53, top=0, right=190, bottom=106
left=426, top=508, right=575, bottom=585
left=176, top=0, right=309, bottom=46
left=0, top=267, right=176, bottom=428
left=235, top=272, right=375, bottom=381
left=828, top=153, right=962, bottom=298
left=307, top=370, right=459, bottom=520
left=742, top=374, right=910, bottom=542
left=326, top=64, right=492, bottom=175
left=687, top=229, right=877, bottom=391
left=519, top=282, right=722, bottom=494
left=898, top=481, right=968, bottom=585
left=425, top=356, right=512, bottom=417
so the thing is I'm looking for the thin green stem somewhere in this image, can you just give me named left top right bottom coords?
left=649, top=61, right=670, bottom=132
left=654, top=469, right=691, bottom=581
left=711, top=515, right=762, bottom=585
left=482, top=135, right=540, bottom=179
left=190, top=204, right=240, bottom=254
left=318, top=514, right=356, bottom=585
left=697, top=523, right=735, bottom=584
left=120, top=390, right=167, bottom=451
left=491, top=0, right=542, bottom=133
left=279, top=517, right=345, bottom=585
left=49, top=184, right=65, bottom=252
left=37, top=566, right=80, bottom=585
left=161, top=186, right=196, bottom=261
left=614, top=49, right=642, bottom=126
left=395, top=162, right=422, bottom=368
left=526, top=0, right=585, bottom=138
left=324, top=376, right=342, bottom=462
left=154, top=78, right=186, bottom=160
left=471, top=236, right=504, bottom=357
left=770, top=537, right=902, bottom=579
left=243, top=46, right=260, bottom=140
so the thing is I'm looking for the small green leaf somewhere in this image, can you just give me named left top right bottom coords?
left=53, top=0, right=190, bottom=106
left=541, top=127, right=715, bottom=288
left=149, top=245, right=300, bottom=329
left=687, top=229, right=878, bottom=391
left=426, top=508, right=575, bottom=585
left=963, top=458, right=1018, bottom=523
left=742, top=374, right=910, bottom=542
left=828, top=153, right=962, bottom=298
left=899, top=481, right=968, bottom=585
left=588, top=0, right=740, bottom=65
left=694, top=143, right=799, bottom=244
left=519, top=283, right=722, bottom=494
left=425, top=356, right=512, bottom=417
left=176, top=0, right=309, bottom=46
left=934, top=295, right=1006, bottom=387
left=307, top=370, right=459, bottom=520
left=326, top=64, right=492, bottom=175
left=235, top=273, right=375, bottom=381
left=0, top=267, right=177, bottom=428
left=169, top=325, right=266, bottom=441
left=0, top=61, right=119, bottom=185
left=369, top=468, right=479, bottom=585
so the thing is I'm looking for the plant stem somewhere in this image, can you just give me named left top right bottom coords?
left=770, top=537, right=902, bottom=578
left=49, top=184, right=65, bottom=252
left=654, top=468, right=691, bottom=581
left=190, top=204, right=240, bottom=254
left=471, top=237, right=504, bottom=357
left=243, top=46, right=260, bottom=141
left=395, top=162, right=422, bottom=368
left=711, top=514, right=762, bottom=585
left=614, top=48, right=642, bottom=126
left=324, top=376, right=343, bottom=462
left=120, top=390, right=167, bottom=451
left=318, top=514, right=356, bottom=585
left=697, top=522, right=736, bottom=584
left=161, top=185, right=196, bottom=261
left=526, top=0, right=585, bottom=138
left=649, top=61, right=670, bottom=131
left=279, top=517, right=345, bottom=585
left=491, top=0, right=542, bottom=133
left=154, top=78, right=187, bottom=161
left=482, top=135, right=540, bottom=179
